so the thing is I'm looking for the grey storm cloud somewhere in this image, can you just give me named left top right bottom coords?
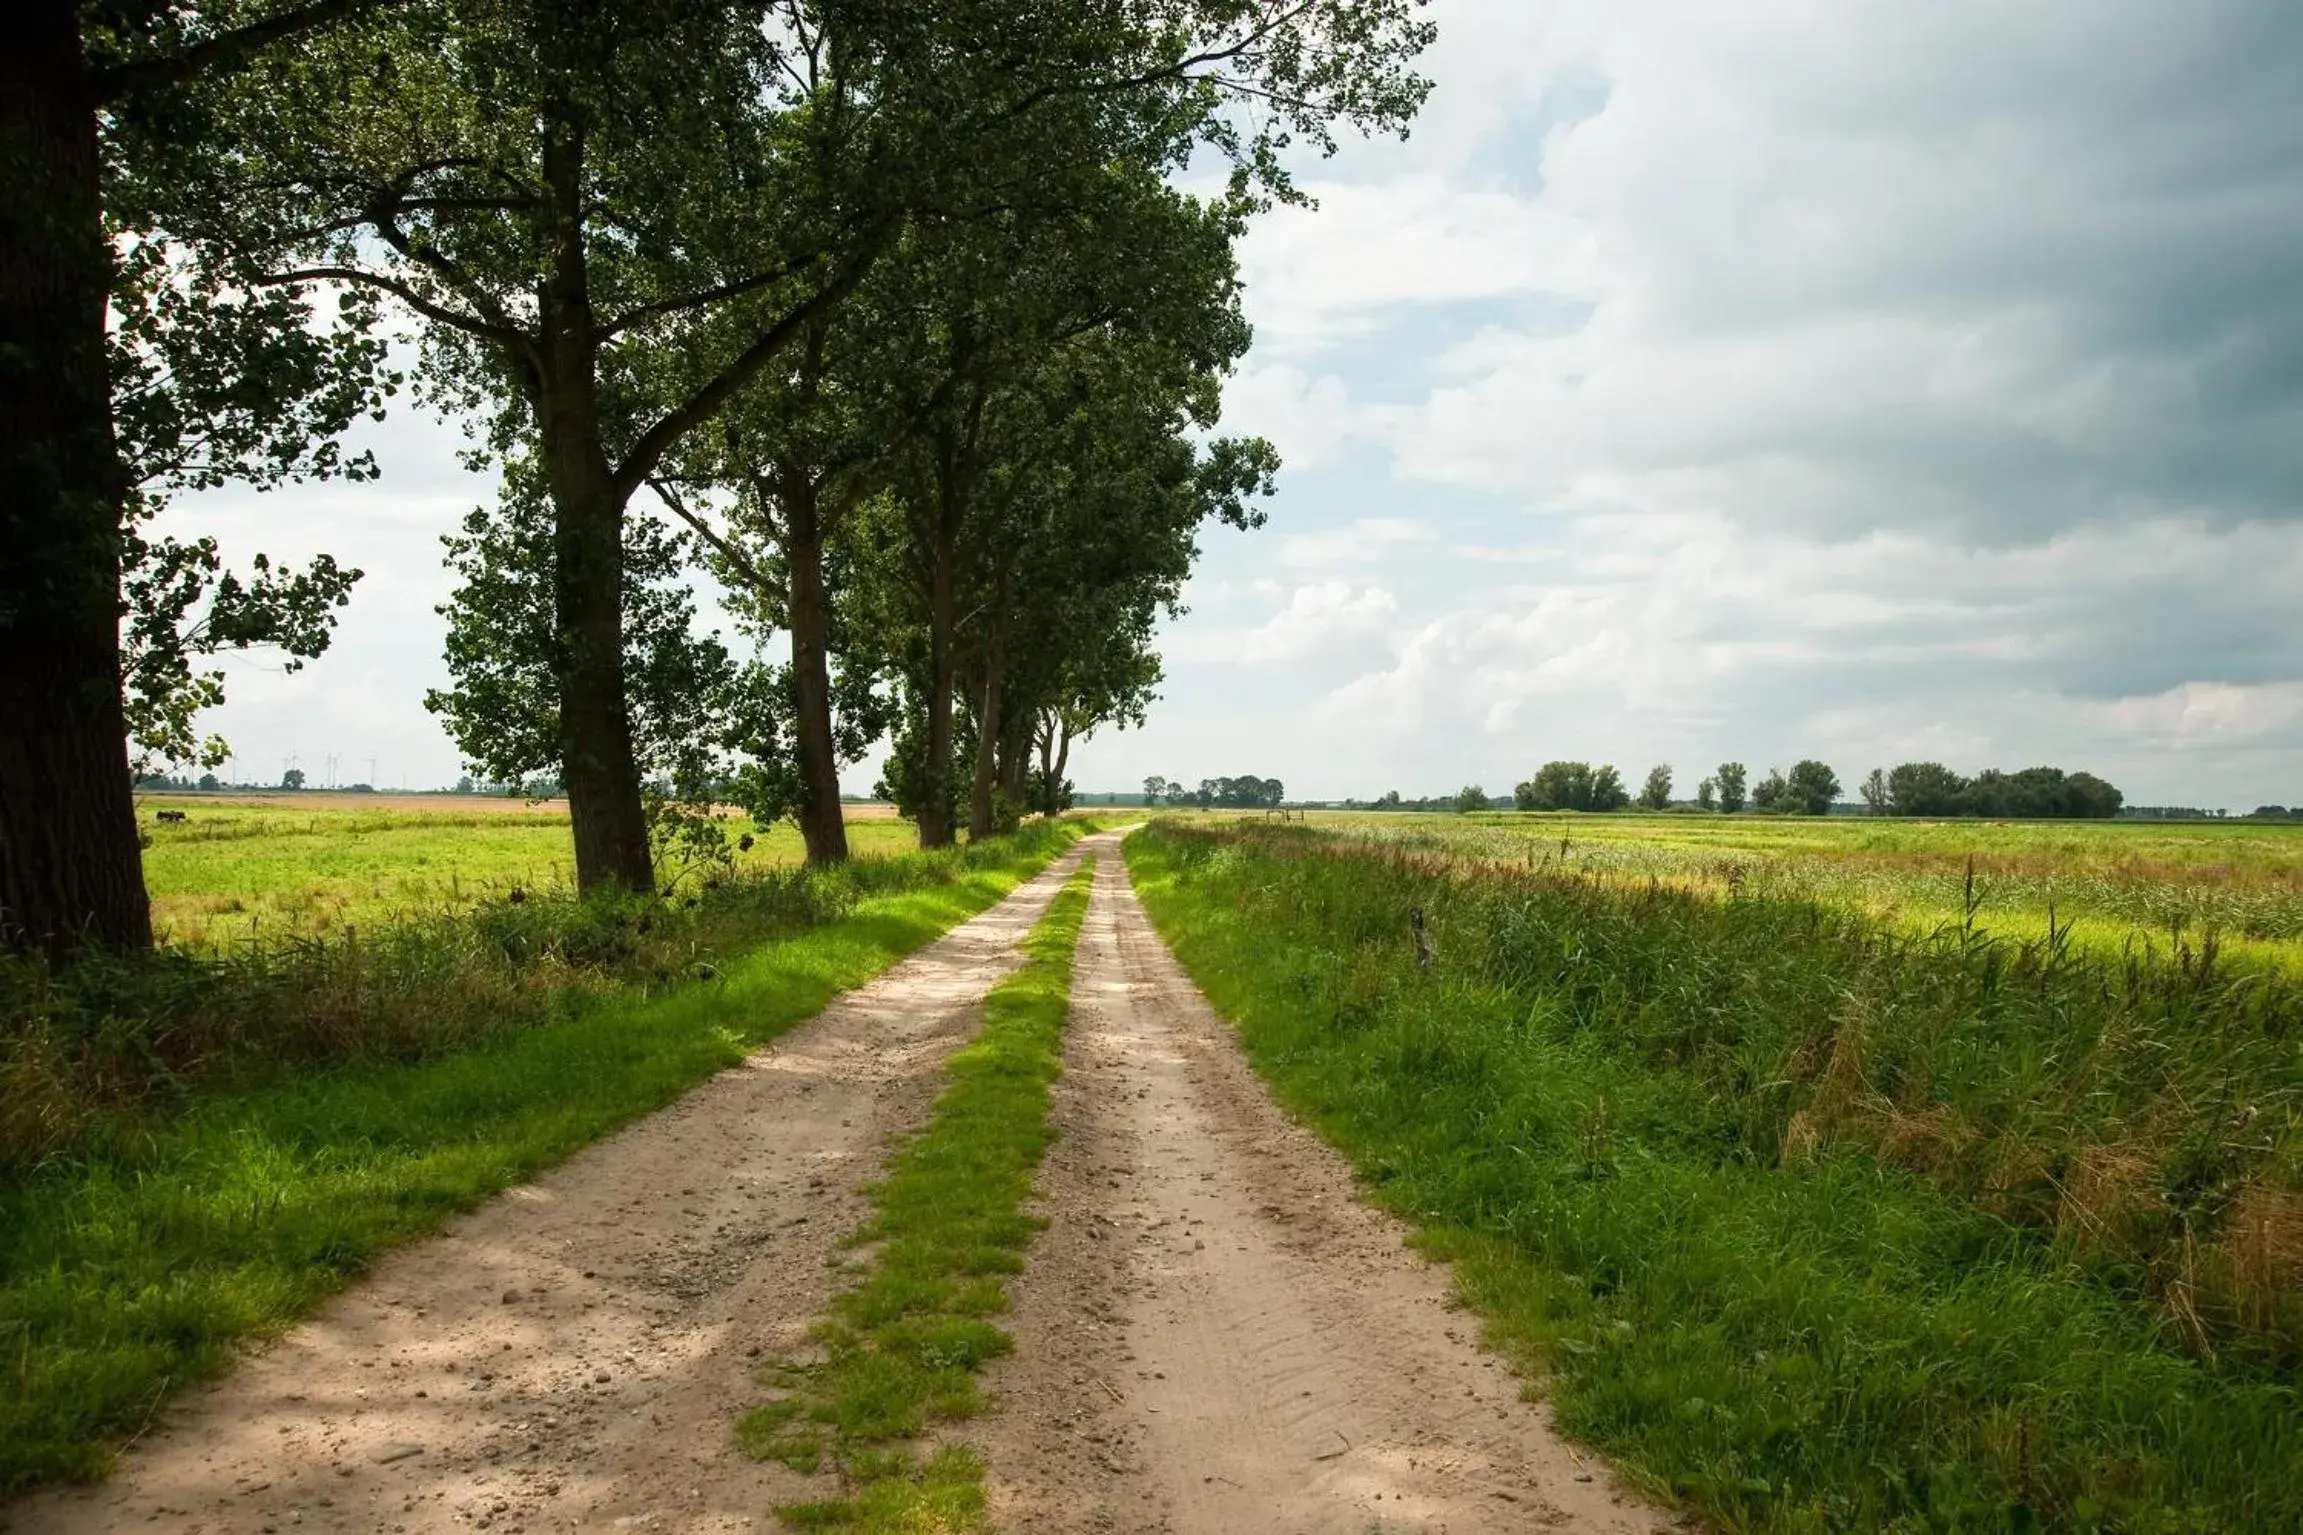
left=1106, top=0, right=2303, bottom=804
left=159, top=1, right=2303, bottom=805
left=1344, top=0, right=2303, bottom=546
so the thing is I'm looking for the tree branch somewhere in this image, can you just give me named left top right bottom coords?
left=360, top=180, right=540, bottom=369
left=610, top=232, right=893, bottom=501
left=648, top=478, right=785, bottom=604
left=598, top=252, right=818, bottom=341
left=93, top=0, right=397, bottom=105
left=251, top=265, right=527, bottom=351
left=963, top=1, right=1321, bottom=133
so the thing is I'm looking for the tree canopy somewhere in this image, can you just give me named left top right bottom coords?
left=1514, top=761, right=1631, bottom=813
left=1, top=0, right=1434, bottom=953
left=1873, top=762, right=2124, bottom=819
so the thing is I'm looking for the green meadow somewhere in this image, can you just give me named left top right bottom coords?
left=1275, top=810, right=2303, bottom=972
left=136, top=794, right=921, bottom=952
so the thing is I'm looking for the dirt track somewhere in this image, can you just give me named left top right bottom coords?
left=8, top=832, right=1667, bottom=1535
left=973, top=855, right=1671, bottom=1533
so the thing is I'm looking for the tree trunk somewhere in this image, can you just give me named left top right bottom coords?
left=0, top=5, right=152, bottom=956
left=783, top=479, right=849, bottom=865
left=1035, top=712, right=1057, bottom=813
left=916, top=522, right=958, bottom=849
left=538, top=115, right=652, bottom=895
left=998, top=706, right=1031, bottom=815
left=966, top=608, right=1005, bottom=841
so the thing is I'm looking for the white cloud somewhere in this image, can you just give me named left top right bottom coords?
left=1348, top=1, right=2303, bottom=542
left=171, top=4, right=2303, bottom=809
left=1234, top=181, right=1581, bottom=357
left=1218, top=362, right=1361, bottom=471
left=1242, top=583, right=1399, bottom=663
left=1277, top=517, right=1435, bottom=569
left=1083, top=0, right=2303, bottom=805
left=2095, top=683, right=2303, bottom=747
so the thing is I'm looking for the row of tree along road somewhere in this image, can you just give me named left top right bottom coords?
left=2, top=1, right=1437, bottom=958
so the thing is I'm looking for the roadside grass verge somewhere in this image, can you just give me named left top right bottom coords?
left=0, top=825, right=1083, bottom=1497
left=2, top=824, right=1079, bottom=1172
left=1126, top=822, right=2302, bottom=1534
left=738, top=860, right=1096, bottom=1532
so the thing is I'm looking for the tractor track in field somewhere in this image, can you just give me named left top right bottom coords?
left=7, top=829, right=1671, bottom=1535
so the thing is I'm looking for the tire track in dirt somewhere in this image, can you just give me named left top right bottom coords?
left=975, top=852, right=1679, bottom=1534
left=5, top=833, right=1122, bottom=1535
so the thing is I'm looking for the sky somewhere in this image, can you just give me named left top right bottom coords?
left=167, top=0, right=2303, bottom=808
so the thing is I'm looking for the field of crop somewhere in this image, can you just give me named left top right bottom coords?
left=135, top=793, right=916, bottom=952
left=1277, top=810, right=2303, bottom=972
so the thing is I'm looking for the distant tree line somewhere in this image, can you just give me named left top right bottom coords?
left=1855, top=763, right=2122, bottom=819
left=1342, top=790, right=1472, bottom=812
left=1503, top=759, right=1847, bottom=815
left=1338, top=756, right=2143, bottom=821
left=1143, top=775, right=1285, bottom=809
left=1514, top=761, right=1631, bottom=812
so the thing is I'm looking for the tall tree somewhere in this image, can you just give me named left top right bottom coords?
left=138, top=0, right=1432, bottom=889
left=3, top=0, right=391, bottom=955
left=1786, top=759, right=1842, bottom=815
left=647, top=306, right=895, bottom=865
left=654, top=166, right=1260, bottom=855
left=1638, top=763, right=1673, bottom=811
left=837, top=170, right=1259, bottom=847
left=959, top=350, right=1275, bottom=839
left=426, top=455, right=739, bottom=852
left=1715, top=761, right=1749, bottom=814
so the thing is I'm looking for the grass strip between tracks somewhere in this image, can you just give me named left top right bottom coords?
left=739, top=859, right=1097, bottom=1532
left=0, top=825, right=1088, bottom=1498
left=1125, top=822, right=2301, bottom=1535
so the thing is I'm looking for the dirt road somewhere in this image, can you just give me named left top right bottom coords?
left=975, top=855, right=1673, bottom=1534
left=8, top=832, right=1668, bottom=1534
left=7, top=834, right=1113, bottom=1535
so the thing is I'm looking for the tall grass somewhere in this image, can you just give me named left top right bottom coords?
left=0, top=824, right=1082, bottom=1496
left=1279, top=810, right=2303, bottom=969
left=1129, top=822, right=2302, bottom=1533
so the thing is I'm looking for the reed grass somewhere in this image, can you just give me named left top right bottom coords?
left=1129, top=821, right=2302, bottom=1533
left=1261, top=810, right=2303, bottom=972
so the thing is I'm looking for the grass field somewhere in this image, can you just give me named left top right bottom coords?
left=135, top=794, right=918, bottom=952
left=1238, top=810, right=2303, bottom=973
left=0, top=818, right=1084, bottom=1495
left=1131, top=820, right=2302, bottom=1532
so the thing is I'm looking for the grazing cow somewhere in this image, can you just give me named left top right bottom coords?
left=155, top=809, right=188, bottom=823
